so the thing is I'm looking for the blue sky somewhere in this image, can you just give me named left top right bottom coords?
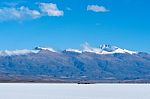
left=0, top=0, right=150, bottom=52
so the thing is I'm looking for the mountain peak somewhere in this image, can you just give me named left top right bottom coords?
left=34, top=46, right=56, bottom=52
left=99, top=44, right=119, bottom=52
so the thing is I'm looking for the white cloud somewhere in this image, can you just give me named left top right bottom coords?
left=0, top=6, right=41, bottom=20
left=0, top=3, right=64, bottom=21
left=87, top=5, right=109, bottom=12
left=39, top=3, right=64, bottom=16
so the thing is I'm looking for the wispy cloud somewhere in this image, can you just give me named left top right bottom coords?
left=87, top=5, right=109, bottom=12
left=0, top=6, right=41, bottom=21
left=39, top=3, right=64, bottom=16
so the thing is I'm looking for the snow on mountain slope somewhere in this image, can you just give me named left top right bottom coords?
left=81, top=43, right=137, bottom=55
left=0, top=44, right=138, bottom=56
left=0, top=47, right=57, bottom=56
left=99, top=44, right=137, bottom=54
left=65, top=48, right=82, bottom=53
left=0, top=49, right=39, bottom=56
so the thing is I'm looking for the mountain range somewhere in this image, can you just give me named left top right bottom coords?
left=0, top=43, right=150, bottom=83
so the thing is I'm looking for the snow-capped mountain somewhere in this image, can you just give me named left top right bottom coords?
left=0, top=44, right=150, bottom=83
